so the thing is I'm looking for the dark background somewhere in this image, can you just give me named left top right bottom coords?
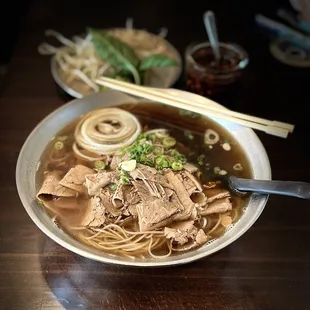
left=1, top=1, right=310, bottom=309
left=0, top=0, right=293, bottom=65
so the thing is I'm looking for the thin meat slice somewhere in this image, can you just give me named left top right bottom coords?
left=110, top=153, right=130, bottom=170
left=59, top=164, right=95, bottom=193
left=206, top=188, right=231, bottom=203
left=123, top=187, right=141, bottom=216
left=123, top=186, right=141, bottom=205
left=99, top=189, right=123, bottom=217
left=129, top=164, right=173, bottom=190
left=165, top=221, right=209, bottom=251
left=183, top=170, right=202, bottom=192
left=132, top=180, right=180, bottom=231
left=175, top=172, right=196, bottom=195
left=165, top=170, right=196, bottom=221
left=195, top=229, right=209, bottom=245
left=164, top=220, right=198, bottom=245
left=203, top=198, right=232, bottom=215
left=85, top=171, right=118, bottom=196
left=37, top=171, right=76, bottom=203
left=81, top=196, right=106, bottom=227
left=183, top=163, right=198, bottom=174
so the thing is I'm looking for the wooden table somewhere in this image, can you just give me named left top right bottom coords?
left=1, top=1, right=310, bottom=309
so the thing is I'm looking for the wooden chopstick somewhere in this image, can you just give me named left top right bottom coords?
left=152, top=88, right=294, bottom=132
left=95, top=77, right=293, bottom=138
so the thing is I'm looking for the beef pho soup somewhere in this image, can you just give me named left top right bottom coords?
left=36, top=102, right=252, bottom=259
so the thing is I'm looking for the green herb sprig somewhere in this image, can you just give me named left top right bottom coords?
left=88, top=28, right=178, bottom=85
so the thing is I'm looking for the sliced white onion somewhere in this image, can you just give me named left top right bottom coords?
left=74, top=108, right=141, bottom=156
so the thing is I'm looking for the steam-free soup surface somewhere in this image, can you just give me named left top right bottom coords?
left=36, top=102, right=252, bottom=259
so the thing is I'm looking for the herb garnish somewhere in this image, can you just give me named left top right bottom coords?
left=139, top=54, right=178, bottom=71
left=88, top=28, right=178, bottom=85
left=89, top=28, right=141, bottom=84
left=120, top=132, right=187, bottom=171
left=197, top=154, right=205, bottom=166
left=120, top=169, right=131, bottom=185
left=109, top=183, right=118, bottom=191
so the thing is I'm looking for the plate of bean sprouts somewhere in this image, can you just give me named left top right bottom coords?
left=38, top=19, right=182, bottom=98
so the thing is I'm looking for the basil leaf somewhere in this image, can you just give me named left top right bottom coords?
left=139, top=54, right=178, bottom=71
left=88, top=28, right=141, bottom=84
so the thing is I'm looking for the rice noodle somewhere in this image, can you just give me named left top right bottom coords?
left=75, top=224, right=169, bottom=257
left=208, top=214, right=222, bottom=235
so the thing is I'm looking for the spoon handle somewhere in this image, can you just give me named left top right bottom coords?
left=203, top=11, right=221, bottom=60
left=229, top=176, right=310, bottom=200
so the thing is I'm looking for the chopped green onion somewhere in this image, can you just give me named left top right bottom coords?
left=184, top=130, right=194, bottom=140
left=197, top=154, right=205, bottom=166
left=120, top=177, right=130, bottom=185
left=120, top=169, right=131, bottom=185
left=138, top=133, right=156, bottom=141
left=109, top=183, right=118, bottom=191
left=169, top=149, right=187, bottom=164
left=171, top=161, right=183, bottom=171
left=94, top=160, right=106, bottom=170
left=139, top=154, right=154, bottom=167
left=57, top=135, right=68, bottom=141
left=155, top=131, right=169, bottom=139
left=155, top=155, right=170, bottom=170
left=54, top=141, right=64, bottom=150
left=214, top=167, right=221, bottom=174
left=163, top=137, right=176, bottom=148
left=147, top=133, right=156, bottom=141
left=37, top=199, right=44, bottom=206
left=154, top=148, right=163, bottom=156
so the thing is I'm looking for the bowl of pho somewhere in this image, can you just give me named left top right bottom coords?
left=16, top=90, right=271, bottom=266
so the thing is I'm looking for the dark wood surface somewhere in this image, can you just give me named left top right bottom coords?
left=1, top=0, right=310, bottom=309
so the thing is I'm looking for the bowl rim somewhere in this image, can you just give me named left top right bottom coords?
left=16, top=91, right=271, bottom=267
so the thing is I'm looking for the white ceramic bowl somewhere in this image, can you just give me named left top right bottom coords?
left=16, top=90, right=271, bottom=267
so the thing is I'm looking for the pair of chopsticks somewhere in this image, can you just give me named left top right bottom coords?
left=95, top=77, right=295, bottom=138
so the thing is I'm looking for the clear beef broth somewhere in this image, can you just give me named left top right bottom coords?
left=122, top=102, right=252, bottom=180
left=37, top=102, right=252, bottom=258
left=122, top=102, right=252, bottom=225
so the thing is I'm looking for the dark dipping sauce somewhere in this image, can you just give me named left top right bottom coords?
left=185, top=43, right=248, bottom=104
left=37, top=102, right=252, bottom=258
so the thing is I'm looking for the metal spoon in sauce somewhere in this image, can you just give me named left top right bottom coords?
left=203, top=10, right=221, bottom=62
left=221, top=176, right=310, bottom=200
